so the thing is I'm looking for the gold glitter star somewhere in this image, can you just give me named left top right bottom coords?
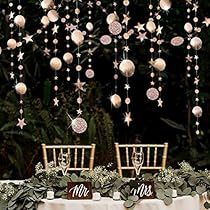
left=74, top=79, right=86, bottom=92
left=122, top=12, right=131, bottom=26
left=124, top=112, right=132, bottom=127
left=134, top=22, right=145, bottom=32
left=23, top=34, right=33, bottom=44
left=202, top=17, right=210, bottom=27
left=16, top=118, right=27, bottom=129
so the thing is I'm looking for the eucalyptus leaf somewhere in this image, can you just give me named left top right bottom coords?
left=188, top=176, right=198, bottom=186
left=70, top=173, right=79, bottom=182
left=191, top=191, right=197, bottom=197
left=127, top=195, right=139, bottom=202
left=124, top=200, right=134, bottom=208
left=156, top=189, right=166, bottom=200
left=196, top=186, right=206, bottom=195
left=183, top=187, right=192, bottom=195
left=163, top=197, right=173, bottom=206
left=204, top=202, right=210, bottom=209
left=25, top=201, right=34, bottom=209
left=165, top=188, right=173, bottom=197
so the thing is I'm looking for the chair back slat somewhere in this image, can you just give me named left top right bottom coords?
left=115, top=142, right=168, bottom=177
left=147, top=147, right=150, bottom=167
left=41, top=143, right=96, bottom=172
left=153, top=146, right=157, bottom=167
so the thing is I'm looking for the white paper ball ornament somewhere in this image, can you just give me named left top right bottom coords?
left=15, top=82, right=27, bottom=95
left=14, top=15, right=26, bottom=28
left=41, top=0, right=54, bottom=9
left=71, top=30, right=84, bottom=46
left=50, top=57, right=62, bottom=70
left=47, top=10, right=59, bottom=22
left=110, top=94, right=122, bottom=108
left=106, top=13, right=119, bottom=25
left=146, top=88, right=159, bottom=101
left=184, top=22, right=193, bottom=33
left=150, top=58, right=166, bottom=71
left=190, top=37, right=202, bottom=50
left=119, top=59, right=135, bottom=77
left=86, top=22, right=94, bottom=31
left=41, top=16, right=50, bottom=26
left=63, top=53, right=73, bottom=64
left=192, top=106, right=203, bottom=118
left=146, top=21, right=156, bottom=33
left=160, top=0, right=172, bottom=11
left=7, top=38, right=17, bottom=49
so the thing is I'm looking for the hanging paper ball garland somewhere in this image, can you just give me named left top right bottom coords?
left=41, top=16, right=50, bottom=26
left=15, top=82, right=27, bottom=95
left=7, top=38, right=17, bottom=49
left=146, top=21, right=156, bottom=33
left=171, top=36, right=184, bottom=46
left=190, top=37, right=202, bottom=50
left=71, top=29, right=84, bottom=46
left=106, top=13, right=119, bottom=25
left=50, top=57, right=62, bottom=71
left=110, top=94, right=122, bottom=108
left=150, top=58, right=166, bottom=72
left=47, top=10, right=59, bottom=23
left=109, top=21, right=122, bottom=35
left=100, top=35, right=112, bottom=45
left=159, top=0, right=172, bottom=11
left=184, top=22, right=193, bottom=33
left=119, top=59, right=135, bottom=77
left=192, top=106, right=203, bottom=118
left=41, top=0, right=54, bottom=10
left=14, top=15, right=26, bottom=28
left=63, top=52, right=73, bottom=65
left=71, top=117, right=88, bottom=134
left=146, top=87, right=159, bottom=101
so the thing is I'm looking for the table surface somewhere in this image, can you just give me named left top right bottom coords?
left=38, top=195, right=206, bottom=210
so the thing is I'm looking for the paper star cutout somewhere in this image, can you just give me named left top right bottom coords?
left=10, top=72, right=15, bottom=79
left=9, top=11, right=15, bottom=20
left=124, top=112, right=132, bottom=127
left=76, top=53, right=81, bottom=58
left=65, top=23, right=77, bottom=31
left=23, top=34, right=33, bottom=44
left=192, top=3, right=199, bottom=12
left=43, top=47, right=50, bottom=56
left=203, top=17, right=210, bottom=27
left=157, top=98, right=163, bottom=107
left=52, top=24, right=59, bottom=34
left=88, top=48, right=93, bottom=55
left=122, top=12, right=131, bottom=26
left=186, top=55, right=193, bottom=62
left=87, top=1, right=93, bottom=7
left=194, top=77, right=199, bottom=85
left=124, top=84, right=130, bottom=90
left=53, top=97, right=59, bottom=106
left=136, top=32, right=148, bottom=42
left=123, top=46, right=130, bottom=52
left=113, top=60, right=119, bottom=69
left=74, top=79, right=86, bottom=92
left=77, top=108, right=83, bottom=115
left=17, top=51, right=24, bottom=61
left=16, top=118, right=27, bottom=129
left=156, top=25, right=163, bottom=36
left=134, top=22, right=145, bottom=32
left=194, top=55, right=199, bottom=60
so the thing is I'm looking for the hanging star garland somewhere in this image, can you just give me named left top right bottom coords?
left=74, top=79, right=86, bottom=92
left=124, top=112, right=132, bottom=126
left=16, top=118, right=27, bottom=129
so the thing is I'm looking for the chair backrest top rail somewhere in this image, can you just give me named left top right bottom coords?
left=121, top=166, right=163, bottom=170
left=115, top=143, right=167, bottom=148
left=42, top=144, right=95, bottom=149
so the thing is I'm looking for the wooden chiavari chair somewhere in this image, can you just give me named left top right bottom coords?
left=41, top=144, right=96, bottom=172
left=114, top=142, right=168, bottom=177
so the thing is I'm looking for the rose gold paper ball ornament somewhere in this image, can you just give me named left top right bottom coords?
left=146, top=87, right=159, bottom=101
left=7, top=38, right=17, bottom=49
left=63, top=52, right=73, bottom=64
left=192, top=106, right=203, bottom=118
left=110, top=94, right=122, bottom=108
left=71, top=29, right=84, bottom=46
left=41, top=0, right=54, bottom=9
left=119, top=59, right=135, bottom=77
left=100, top=35, right=112, bottom=45
left=47, top=10, right=59, bottom=22
left=50, top=57, right=62, bottom=70
left=146, top=21, right=156, bottom=33
left=108, top=21, right=122, bottom=35
left=72, top=117, right=87, bottom=134
left=184, top=22, right=193, bottom=33
left=14, top=15, right=26, bottom=28
left=106, top=13, right=119, bottom=25
left=150, top=58, right=166, bottom=71
left=15, top=82, right=27, bottom=95
left=86, top=22, right=94, bottom=31
left=85, top=69, right=95, bottom=79
left=190, top=37, right=202, bottom=50
left=160, top=0, right=172, bottom=11
left=41, top=16, right=50, bottom=26
left=171, top=36, right=184, bottom=46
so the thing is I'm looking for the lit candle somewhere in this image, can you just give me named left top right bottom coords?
left=172, top=189, right=177, bottom=198
left=92, top=192, right=101, bottom=201
left=47, top=190, right=54, bottom=200
left=113, top=192, right=121, bottom=200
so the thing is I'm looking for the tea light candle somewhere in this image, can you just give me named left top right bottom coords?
left=47, top=190, right=54, bottom=200
left=113, top=191, right=121, bottom=200
left=92, top=192, right=101, bottom=201
left=172, top=189, right=177, bottom=198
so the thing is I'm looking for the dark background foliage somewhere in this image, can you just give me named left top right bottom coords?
left=0, top=0, right=210, bottom=179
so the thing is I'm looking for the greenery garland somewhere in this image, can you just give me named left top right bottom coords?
left=0, top=161, right=210, bottom=210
